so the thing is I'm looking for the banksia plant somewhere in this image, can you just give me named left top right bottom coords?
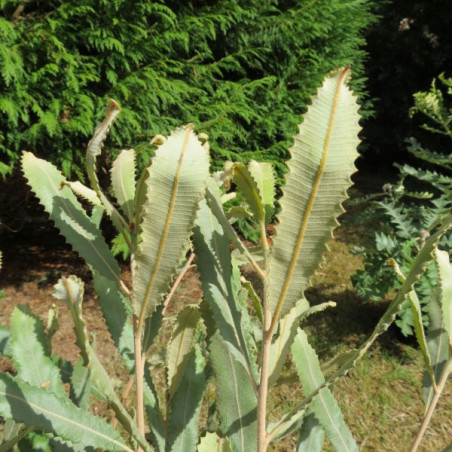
left=0, top=68, right=450, bottom=451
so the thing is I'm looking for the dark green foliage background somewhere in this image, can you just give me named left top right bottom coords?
left=0, top=0, right=375, bottom=179
left=364, top=0, right=452, bottom=168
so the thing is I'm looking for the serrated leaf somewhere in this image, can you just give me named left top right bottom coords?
left=111, top=149, right=136, bottom=223
left=53, top=276, right=151, bottom=451
left=423, top=289, right=450, bottom=407
left=297, top=413, right=325, bottom=452
left=64, top=181, right=101, bottom=206
left=268, top=299, right=310, bottom=387
left=133, top=125, right=209, bottom=321
left=21, top=152, right=122, bottom=285
left=232, top=162, right=264, bottom=223
left=166, top=306, right=200, bottom=397
left=93, top=274, right=135, bottom=368
left=209, top=334, right=257, bottom=452
left=247, top=160, right=275, bottom=225
left=291, top=329, right=358, bottom=452
left=70, top=358, right=91, bottom=409
left=165, top=344, right=206, bottom=452
left=435, top=249, right=452, bottom=347
left=0, top=374, right=131, bottom=451
left=194, top=181, right=258, bottom=385
left=267, top=68, right=360, bottom=325
left=85, top=100, right=129, bottom=236
left=9, top=305, right=67, bottom=400
left=269, top=216, right=452, bottom=439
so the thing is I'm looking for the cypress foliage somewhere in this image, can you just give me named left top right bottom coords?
left=0, top=0, right=376, bottom=179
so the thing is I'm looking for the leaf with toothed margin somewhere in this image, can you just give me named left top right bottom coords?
left=0, top=373, right=131, bottom=451
left=111, top=149, right=136, bottom=223
left=267, top=67, right=360, bottom=326
left=53, top=275, right=151, bottom=452
left=435, top=248, right=452, bottom=347
left=21, top=152, right=121, bottom=284
left=85, top=100, right=128, bottom=236
left=268, top=216, right=452, bottom=441
left=232, top=162, right=264, bottom=224
left=194, top=179, right=258, bottom=383
left=292, top=329, right=358, bottom=452
left=133, top=125, right=209, bottom=321
left=165, top=344, right=206, bottom=452
left=9, top=305, right=67, bottom=400
left=166, top=306, right=201, bottom=398
left=297, top=413, right=325, bottom=452
left=247, top=160, right=275, bottom=226
left=209, top=333, right=257, bottom=452
left=64, top=181, right=101, bottom=206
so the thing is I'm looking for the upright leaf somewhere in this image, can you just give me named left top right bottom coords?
left=247, top=160, right=275, bottom=225
left=133, top=125, right=209, bottom=320
left=209, top=333, right=258, bottom=452
left=435, top=249, right=452, bottom=346
left=232, top=162, right=264, bottom=223
left=165, top=344, right=206, bottom=452
left=111, top=149, right=136, bottom=223
left=297, top=413, right=325, bottom=452
left=166, top=306, right=200, bottom=398
left=267, top=68, right=360, bottom=325
left=291, top=329, right=358, bottom=452
left=194, top=180, right=258, bottom=384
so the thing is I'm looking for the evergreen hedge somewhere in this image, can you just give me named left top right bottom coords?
left=0, top=0, right=376, bottom=180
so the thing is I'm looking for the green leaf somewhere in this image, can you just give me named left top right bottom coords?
left=21, top=152, right=122, bottom=285
left=9, top=305, right=67, bottom=400
left=165, top=344, right=206, bottom=452
left=85, top=100, right=129, bottom=236
left=297, top=413, right=325, bottom=452
left=197, top=433, right=233, bottom=452
left=166, top=306, right=201, bottom=398
left=194, top=181, right=258, bottom=385
left=269, top=215, right=452, bottom=438
left=423, top=289, right=450, bottom=407
left=70, top=358, right=92, bottom=409
left=247, top=160, right=275, bottom=225
left=64, top=181, right=102, bottom=206
left=133, top=125, right=209, bottom=321
left=93, top=274, right=135, bottom=368
left=111, top=149, right=136, bottom=223
left=291, top=329, right=358, bottom=452
left=267, top=68, right=360, bottom=325
left=0, top=324, right=11, bottom=357
left=435, top=249, right=452, bottom=347
left=0, top=374, right=131, bottom=451
left=232, top=162, right=264, bottom=223
left=209, top=333, right=257, bottom=452
left=268, top=299, right=309, bottom=387
left=53, top=276, right=151, bottom=452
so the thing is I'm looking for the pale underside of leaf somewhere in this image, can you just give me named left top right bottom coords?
left=268, top=68, right=360, bottom=324
left=133, top=125, right=209, bottom=321
left=111, top=149, right=136, bottom=223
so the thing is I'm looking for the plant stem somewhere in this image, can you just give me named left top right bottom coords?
left=133, top=314, right=145, bottom=452
left=410, top=359, right=451, bottom=452
left=257, top=220, right=271, bottom=452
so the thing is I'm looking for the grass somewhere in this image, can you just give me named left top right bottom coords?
left=265, top=225, right=452, bottom=451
